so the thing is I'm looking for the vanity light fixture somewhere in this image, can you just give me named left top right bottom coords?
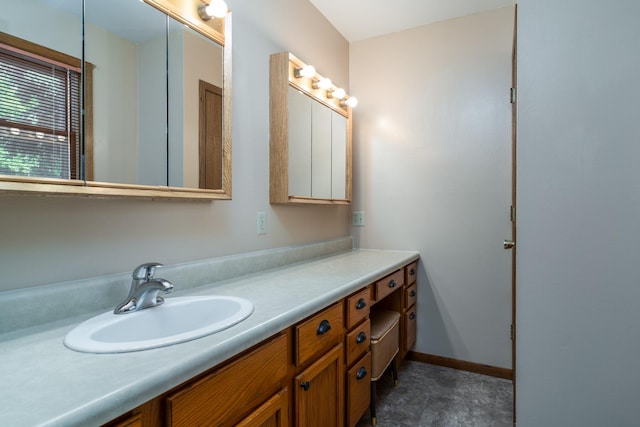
left=327, top=87, right=346, bottom=100
left=341, top=96, right=359, bottom=108
left=198, top=0, right=228, bottom=20
left=313, top=77, right=332, bottom=90
left=286, top=53, right=355, bottom=111
left=294, top=64, right=316, bottom=79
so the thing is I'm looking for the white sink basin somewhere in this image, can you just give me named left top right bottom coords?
left=64, top=296, right=254, bottom=353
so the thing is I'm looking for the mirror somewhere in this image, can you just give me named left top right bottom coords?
left=0, top=0, right=231, bottom=200
left=288, top=87, right=347, bottom=199
left=270, top=52, right=352, bottom=205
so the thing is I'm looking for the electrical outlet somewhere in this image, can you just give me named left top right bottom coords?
left=352, top=211, right=366, bottom=226
left=256, top=211, right=267, bottom=235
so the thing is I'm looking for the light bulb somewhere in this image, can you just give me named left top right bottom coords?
left=314, top=77, right=332, bottom=90
left=342, top=97, right=358, bottom=108
left=294, top=64, right=316, bottom=78
left=199, top=0, right=228, bottom=20
left=329, top=87, right=346, bottom=99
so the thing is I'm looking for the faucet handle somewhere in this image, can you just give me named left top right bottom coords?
left=132, top=262, right=164, bottom=280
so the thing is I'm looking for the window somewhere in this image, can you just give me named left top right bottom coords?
left=0, top=33, right=83, bottom=180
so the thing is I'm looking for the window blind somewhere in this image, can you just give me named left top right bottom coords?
left=0, top=46, right=81, bottom=180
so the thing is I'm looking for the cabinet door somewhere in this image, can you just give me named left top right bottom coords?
left=295, top=344, right=344, bottom=427
left=288, top=86, right=312, bottom=197
left=311, top=100, right=332, bottom=199
left=236, top=388, right=289, bottom=427
left=331, top=111, right=347, bottom=200
left=346, top=352, right=371, bottom=427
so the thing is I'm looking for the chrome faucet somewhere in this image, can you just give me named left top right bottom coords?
left=114, top=262, right=174, bottom=314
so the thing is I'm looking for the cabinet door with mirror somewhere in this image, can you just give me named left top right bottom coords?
left=0, top=0, right=231, bottom=200
left=270, top=52, right=352, bottom=205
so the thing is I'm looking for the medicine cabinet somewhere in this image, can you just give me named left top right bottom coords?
left=0, top=0, right=231, bottom=200
left=269, top=52, right=352, bottom=205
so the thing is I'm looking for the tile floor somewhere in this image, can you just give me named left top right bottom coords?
left=355, top=360, right=513, bottom=427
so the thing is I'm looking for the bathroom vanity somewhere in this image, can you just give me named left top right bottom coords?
left=106, top=259, right=417, bottom=427
left=0, top=240, right=418, bottom=426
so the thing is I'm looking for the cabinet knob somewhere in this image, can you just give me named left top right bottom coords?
left=316, top=319, right=332, bottom=335
left=389, top=279, right=396, bottom=288
left=356, top=366, right=368, bottom=380
left=355, top=298, right=367, bottom=310
left=410, top=290, right=416, bottom=297
left=356, top=331, right=367, bottom=344
left=410, top=268, right=415, bottom=276
left=409, top=312, right=416, bottom=320
left=300, top=381, right=310, bottom=391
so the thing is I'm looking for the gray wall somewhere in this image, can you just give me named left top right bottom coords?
left=0, top=0, right=350, bottom=292
left=516, top=0, right=640, bottom=424
left=350, top=7, right=515, bottom=369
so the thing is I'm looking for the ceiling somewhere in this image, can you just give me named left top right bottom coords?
left=309, top=0, right=515, bottom=42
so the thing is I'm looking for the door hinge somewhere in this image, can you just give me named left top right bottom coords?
left=510, top=206, right=516, bottom=222
left=510, top=324, right=514, bottom=341
left=510, top=87, right=517, bottom=104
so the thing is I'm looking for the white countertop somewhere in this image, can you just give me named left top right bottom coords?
left=0, top=249, right=418, bottom=427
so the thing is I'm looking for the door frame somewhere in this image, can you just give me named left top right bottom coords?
left=511, top=4, right=518, bottom=424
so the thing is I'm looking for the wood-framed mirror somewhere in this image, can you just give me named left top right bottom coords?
left=0, top=0, right=231, bottom=200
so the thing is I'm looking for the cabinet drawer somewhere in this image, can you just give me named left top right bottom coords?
left=405, top=283, right=417, bottom=309
left=405, top=261, right=418, bottom=285
left=346, top=352, right=371, bottom=427
left=345, top=318, right=370, bottom=367
left=166, top=334, right=288, bottom=427
left=295, top=302, right=344, bottom=366
left=374, top=269, right=404, bottom=302
left=345, top=286, right=371, bottom=329
left=404, top=306, right=417, bottom=352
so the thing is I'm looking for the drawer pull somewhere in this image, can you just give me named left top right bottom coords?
left=356, top=298, right=367, bottom=310
left=389, top=280, right=396, bottom=288
left=410, top=290, right=416, bottom=297
left=356, top=331, right=367, bottom=344
left=410, top=268, right=415, bottom=276
left=316, top=320, right=332, bottom=335
left=356, top=366, right=368, bottom=380
left=300, top=381, right=310, bottom=391
left=409, top=312, right=416, bottom=320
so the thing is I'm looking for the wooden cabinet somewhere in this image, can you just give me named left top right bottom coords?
left=294, top=344, right=344, bottom=427
left=343, top=286, right=371, bottom=427
left=166, top=334, right=288, bottom=427
left=269, top=51, right=352, bottom=205
left=401, top=261, right=418, bottom=359
left=369, top=262, right=418, bottom=361
left=102, top=259, right=419, bottom=427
